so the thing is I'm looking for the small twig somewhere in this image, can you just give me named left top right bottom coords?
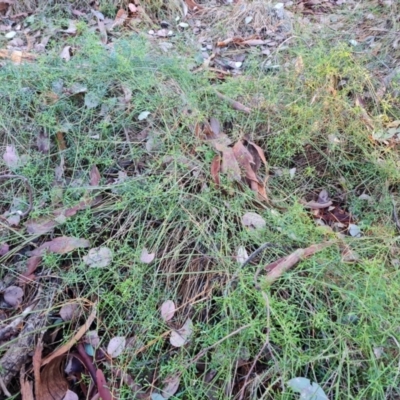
left=0, top=377, right=11, bottom=397
left=0, top=174, right=33, bottom=217
left=214, top=90, right=252, bottom=114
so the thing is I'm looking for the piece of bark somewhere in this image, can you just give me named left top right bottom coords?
left=0, top=288, right=55, bottom=392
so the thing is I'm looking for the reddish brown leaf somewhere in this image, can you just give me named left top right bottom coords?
left=26, top=201, right=90, bottom=235
left=96, top=369, right=112, bottom=400
left=42, top=305, right=97, bottom=366
left=185, top=0, right=203, bottom=11
left=112, top=9, right=128, bottom=28
left=29, top=236, right=90, bottom=256
left=264, top=242, right=334, bottom=285
left=19, top=256, right=42, bottom=283
left=247, top=140, right=268, bottom=170
left=233, top=140, right=256, bottom=179
left=90, top=165, right=101, bottom=186
left=37, top=356, right=68, bottom=400
left=20, top=366, right=34, bottom=400
left=26, top=219, right=58, bottom=235
left=210, top=155, right=221, bottom=186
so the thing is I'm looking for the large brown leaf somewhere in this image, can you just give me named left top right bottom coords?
left=37, top=356, right=68, bottom=400
left=29, top=236, right=90, bottom=256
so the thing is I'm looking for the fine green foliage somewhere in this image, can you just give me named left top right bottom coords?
left=1, top=20, right=400, bottom=400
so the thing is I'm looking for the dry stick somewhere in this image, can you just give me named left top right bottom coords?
left=0, top=174, right=33, bottom=217
left=214, top=90, right=252, bottom=114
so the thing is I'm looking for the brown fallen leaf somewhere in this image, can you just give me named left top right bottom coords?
left=112, top=9, right=128, bottom=28
left=42, top=304, right=97, bottom=366
left=128, top=3, right=137, bottom=13
left=185, top=0, right=203, bottom=11
left=20, top=365, right=34, bottom=400
left=29, top=236, right=90, bottom=256
left=19, top=256, right=42, bottom=283
left=140, top=248, right=155, bottom=264
left=90, top=165, right=101, bottom=186
left=96, top=369, right=112, bottom=400
left=354, top=94, right=374, bottom=130
left=233, top=140, right=257, bottom=182
left=26, top=199, right=93, bottom=235
left=37, top=356, right=68, bottom=400
left=210, top=155, right=221, bottom=186
left=0, top=48, right=36, bottom=64
left=264, top=242, right=334, bottom=285
left=92, top=12, right=108, bottom=44
left=242, top=212, right=266, bottom=230
left=170, top=318, right=193, bottom=347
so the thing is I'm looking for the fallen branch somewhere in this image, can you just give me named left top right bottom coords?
left=214, top=90, right=252, bottom=114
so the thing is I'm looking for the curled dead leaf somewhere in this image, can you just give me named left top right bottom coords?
left=170, top=318, right=193, bottom=347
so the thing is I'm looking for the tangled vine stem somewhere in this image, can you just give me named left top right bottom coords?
left=0, top=174, right=33, bottom=218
